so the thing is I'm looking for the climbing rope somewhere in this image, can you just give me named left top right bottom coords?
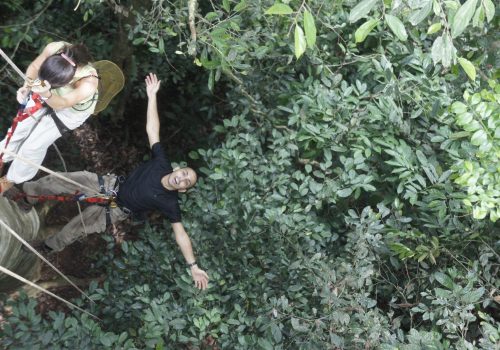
left=0, top=147, right=102, bottom=197
left=0, top=48, right=29, bottom=82
left=0, top=265, right=100, bottom=320
left=0, top=218, right=95, bottom=305
left=52, top=143, right=89, bottom=237
left=11, top=191, right=115, bottom=206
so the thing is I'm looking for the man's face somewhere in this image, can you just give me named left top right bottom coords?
left=164, top=167, right=197, bottom=192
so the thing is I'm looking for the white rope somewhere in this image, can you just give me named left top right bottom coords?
left=0, top=147, right=101, bottom=196
left=0, top=265, right=100, bottom=320
left=0, top=48, right=28, bottom=82
left=52, top=143, right=89, bottom=236
left=0, top=218, right=95, bottom=305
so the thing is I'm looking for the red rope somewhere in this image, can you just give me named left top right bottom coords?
left=0, top=94, right=45, bottom=172
left=11, top=190, right=112, bottom=205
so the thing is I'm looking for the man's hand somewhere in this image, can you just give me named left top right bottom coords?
left=191, top=265, right=209, bottom=290
left=145, top=73, right=161, bottom=98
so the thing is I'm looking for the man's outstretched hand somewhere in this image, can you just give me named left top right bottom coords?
left=145, top=72, right=161, bottom=98
left=191, top=265, right=209, bottom=290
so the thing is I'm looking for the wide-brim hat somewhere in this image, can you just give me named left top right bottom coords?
left=92, top=60, right=124, bottom=115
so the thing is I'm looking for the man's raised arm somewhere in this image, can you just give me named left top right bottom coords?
left=145, top=73, right=161, bottom=148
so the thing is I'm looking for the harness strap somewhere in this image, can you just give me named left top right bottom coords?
left=47, top=108, right=71, bottom=135
left=98, top=175, right=112, bottom=227
left=0, top=94, right=45, bottom=171
left=113, top=175, right=131, bottom=215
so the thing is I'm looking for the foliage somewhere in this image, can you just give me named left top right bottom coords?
left=1, top=0, right=499, bottom=349
left=0, top=294, right=135, bottom=349
left=450, top=80, right=500, bottom=222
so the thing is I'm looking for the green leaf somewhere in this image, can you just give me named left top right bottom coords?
left=303, top=10, right=317, bottom=48
left=451, top=101, right=468, bottom=114
left=169, top=318, right=187, bottom=330
left=385, top=14, right=407, bottom=41
left=456, top=112, right=473, bottom=125
left=458, top=57, right=476, bottom=80
left=265, top=3, right=293, bottom=15
left=257, top=338, right=274, bottom=350
left=234, top=0, right=247, bottom=12
left=355, top=19, right=379, bottom=43
left=290, top=317, right=308, bottom=332
left=431, top=36, right=443, bottom=65
left=473, top=206, right=488, bottom=219
left=208, top=70, right=214, bottom=92
left=442, top=34, right=454, bottom=68
left=223, top=0, right=230, bottom=12
left=348, top=0, right=378, bottom=23
left=100, top=335, right=113, bottom=347
left=415, top=150, right=428, bottom=165
left=472, top=6, right=484, bottom=27
left=337, top=188, right=353, bottom=197
left=271, top=323, right=282, bottom=343
left=121, top=241, right=129, bottom=254
left=294, top=24, right=306, bottom=59
left=451, top=0, right=479, bottom=38
left=471, top=129, right=487, bottom=146
left=483, top=0, right=495, bottom=22
left=427, top=22, right=442, bottom=34
left=132, top=37, right=145, bottom=45
left=408, top=0, right=432, bottom=26
left=462, top=287, right=485, bottom=303
left=209, top=172, right=224, bottom=180
left=434, top=272, right=453, bottom=289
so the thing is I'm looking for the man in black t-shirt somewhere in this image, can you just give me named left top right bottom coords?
left=116, top=73, right=208, bottom=289
left=21, top=73, right=209, bottom=290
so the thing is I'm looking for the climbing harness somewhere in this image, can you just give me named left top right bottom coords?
left=0, top=93, right=45, bottom=173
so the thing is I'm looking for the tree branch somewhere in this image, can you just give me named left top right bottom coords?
left=188, top=0, right=198, bottom=56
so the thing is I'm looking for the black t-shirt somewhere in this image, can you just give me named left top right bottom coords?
left=117, top=143, right=181, bottom=223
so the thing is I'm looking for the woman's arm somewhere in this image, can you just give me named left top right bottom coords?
left=24, top=41, right=65, bottom=85
left=34, top=76, right=98, bottom=110
left=17, top=42, right=66, bottom=104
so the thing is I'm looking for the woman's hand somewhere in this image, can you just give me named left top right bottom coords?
left=16, top=86, right=30, bottom=104
left=30, top=80, right=52, bottom=100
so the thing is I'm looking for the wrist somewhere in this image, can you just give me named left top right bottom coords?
left=187, top=261, right=197, bottom=268
left=40, top=91, right=52, bottom=100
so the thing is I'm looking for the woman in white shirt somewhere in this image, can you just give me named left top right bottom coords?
left=0, top=42, right=99, bottom=193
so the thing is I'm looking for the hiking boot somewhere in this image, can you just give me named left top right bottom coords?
left=21, top=239, right=54, bottom=256
left=3, top=186, right=33, bottom=213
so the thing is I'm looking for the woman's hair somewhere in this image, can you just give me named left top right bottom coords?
left=38, top=43, right=93, bottom=88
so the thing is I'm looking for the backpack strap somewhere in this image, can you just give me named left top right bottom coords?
left=47, top=107, right=71, bottom=135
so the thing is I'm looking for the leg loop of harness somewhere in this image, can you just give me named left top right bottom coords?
left=97, top=175, right=112, bottom=227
